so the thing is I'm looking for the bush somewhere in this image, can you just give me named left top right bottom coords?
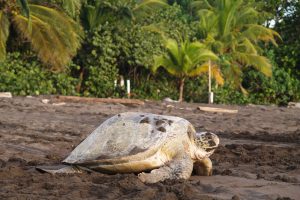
left=0, top=52, right=78, bottom=96
left=213, top=84, right=250, bottom=105
left=243, top=66, right=300, bottom=105
left=184, top=77, right=209, bottom=103
left=76, top=24, right=120, bottom=97
left=83, top=64, right=119, bottom=97
left=212, top=65, right=300, bottom=105
left=132, top=72, right=178, bottom=100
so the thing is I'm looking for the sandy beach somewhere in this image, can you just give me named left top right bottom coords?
left=0, top=97, right=299, bottom=200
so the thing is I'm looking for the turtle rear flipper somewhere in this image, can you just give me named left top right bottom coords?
left=36, top=165, right=83, bottom=174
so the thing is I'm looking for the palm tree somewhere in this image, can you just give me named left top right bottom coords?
left=151, top=38, right=224, bottom=102
left=193, top=0, right=280, bottom=89
left=0, top=0, right=83, bottom=70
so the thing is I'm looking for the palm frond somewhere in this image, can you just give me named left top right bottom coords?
left=16, top=0, right=30, bottom=18
left=211, top=64, right=225, bottom=85
left=0, top=11, right=10, bottom=61
left=29, top=5, right=83, bottom=47
left=81, top=4, right=104, bottom=30
left=197, top=9, right=217, bottom=39
left=236, top=7, right=259, bottom=26
left=190, top=48, right=218, bottom=64
left=194, top=0, right=280, bottom=88
left=243, top=24, right=281, bottom=46
left=187, top=63, right=208, bottom=76
left=13, top=5, right=83, bottom=70
left=141, top=23, right=168, bottom=41
left=237, top=38, right=257, bottom=54
left=181, top=40, right=218, bottom=72
left=165, top=39, right=182, bottom=68
left=219, top=0, right=242, bottom=37
left=191, top=0, right=213, bottom=10
left=188, top=63, right=224, bottom=85
left=133, top=0, right=168, bottom=18
left=223, top=63, right=243, bottom=88
left=163, top=64, right=183, bottom=77
left=153, top=37, right=219, bottom=80
left=233, top=52, right=272, bottom=76
left=152, top=55, right=181, bottom=77
left=61, top=0, right=82, bottom=18
left=152, top=55, right=164, bottom=73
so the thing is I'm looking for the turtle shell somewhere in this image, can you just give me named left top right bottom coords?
left=63, top=112, right=192, bottom=164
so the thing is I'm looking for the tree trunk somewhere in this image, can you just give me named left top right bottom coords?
left=178, top=78, right=185, bottom=102
left=75, top=68, right=84, bottom=93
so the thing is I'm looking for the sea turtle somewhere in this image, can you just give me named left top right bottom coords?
left=37, top=112, right=219, bottom=183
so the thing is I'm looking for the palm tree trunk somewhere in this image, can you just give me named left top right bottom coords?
left=179, top=77, right=185, bottom=102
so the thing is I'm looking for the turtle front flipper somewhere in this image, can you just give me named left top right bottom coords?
left=193, top=157, right=213, bottom=176
left=138, top=153, right=193, bottom=184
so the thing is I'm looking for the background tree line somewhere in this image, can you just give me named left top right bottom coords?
left=0, top=0, right=299, bottom=105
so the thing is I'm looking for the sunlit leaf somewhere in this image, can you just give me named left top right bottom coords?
left=13, top=5, right=83, bottom=70
left=0, top=11, right=10, bottom=61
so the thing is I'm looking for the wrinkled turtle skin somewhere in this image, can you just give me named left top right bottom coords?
left=37, top=112, right=219, bottom=183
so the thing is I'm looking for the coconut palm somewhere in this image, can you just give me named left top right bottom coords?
left=151, top=38, right=224, bottom=102
left=0, top=0, right=83, bottom=70
left=193, top=0, right=280, bottom=89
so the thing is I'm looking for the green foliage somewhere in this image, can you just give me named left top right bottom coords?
left=214, top=67, right=300, bottom=106
left=243, top=66, right=300, bottom=105
left=132, top=72, right=178, bottom=100
left=73, top=1, right=171, bottom=97
left=194, top=0, right=280, bottom=89
left=184, top=76, right=209, bottom=103
left=76, top=24, right=119, bottom=97
left=0, top=11, right=9, bottom=60
left=126, top=25, right=163, bottom=68
left=119, top=4, right=194, bottom=69
left=245, top=50, right=300, bottom=105
left=213, top=51, right=300, bottom=105
left=0, top=52, right=78, bottom=95
left=75, top=4, right=188, bottom=99
left=80, top=0, right=168, bottom=30
left=13, top=4, right=84, bottom=70
left=0, top=0, right=83, bottom=70
left=16, top=0, right=30, bottom=17
left=273, top=2, right=300, bottom=77
left=83, top=64, right=119, bottom=97
left=167, top=0, right=195, bottom=14
left=151, top=37, right=221, bottom=101
left=258, top=0, right=297, bottom=26
left=214, top=84, right=250, bottom=105
left=0, top=0, right=298, bottom=106
left=61, top=0, right=82, bottom=18
left=142, top=4, right=195, bottom=41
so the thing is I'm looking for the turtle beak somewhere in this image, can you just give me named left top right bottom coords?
left=210, top=132, right=220, bottom=148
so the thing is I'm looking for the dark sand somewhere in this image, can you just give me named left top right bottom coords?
left=0, top=97, right=299, bottom=200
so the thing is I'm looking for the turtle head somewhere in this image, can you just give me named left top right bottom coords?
left=193, top=132, right=219, bottom=159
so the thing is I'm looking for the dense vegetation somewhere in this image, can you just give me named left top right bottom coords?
left=0, top=0, right=299, bottom=105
